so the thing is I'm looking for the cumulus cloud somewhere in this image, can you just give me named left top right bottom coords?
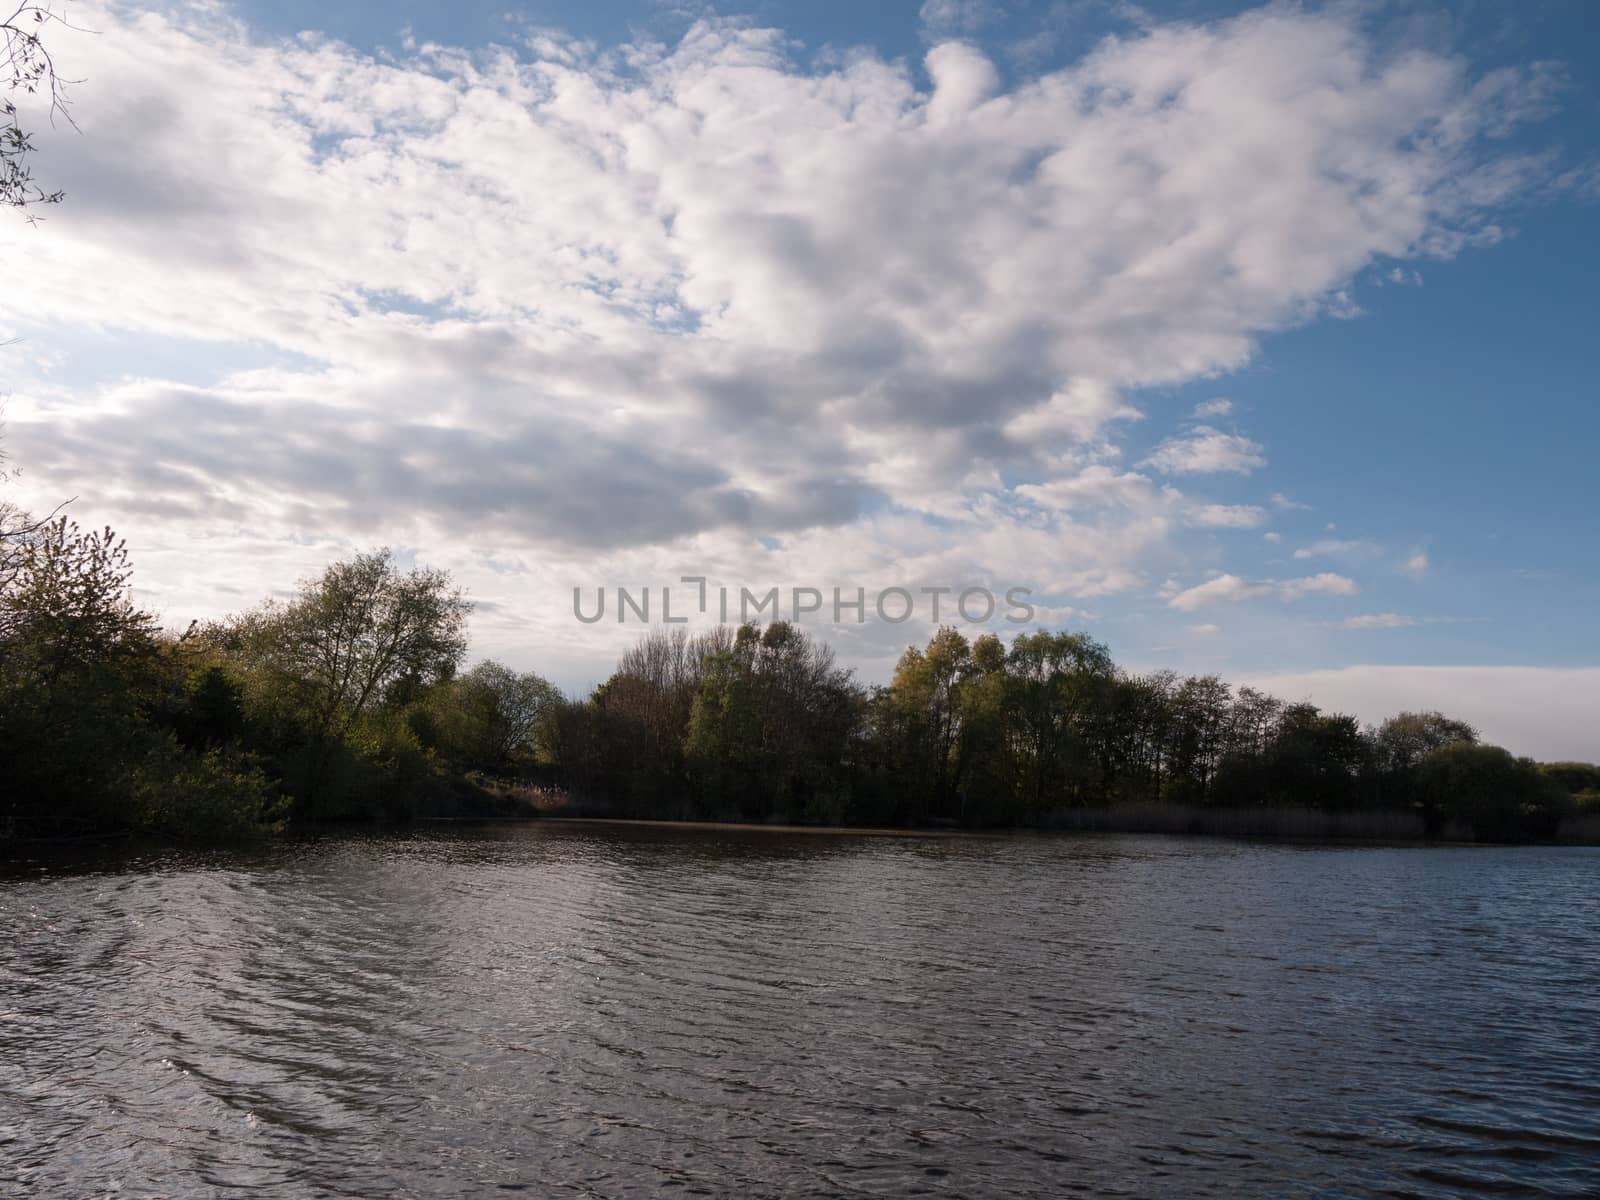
left=1192, top=398, right=1233, bottom=419
left=1141, top=427, right=1267, bottom=475
left=1167, top=572, right=1358, bottom=611
left=1403, top=551, right=1431, bottom=576
left=0, top=2, right=1564, bottom=669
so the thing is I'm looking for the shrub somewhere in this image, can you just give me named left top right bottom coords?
left=130, top=736, right=288, bottom=840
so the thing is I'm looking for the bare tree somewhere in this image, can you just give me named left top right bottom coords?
left=0, top=418, right=67, bottom=603
left=3, top=2, right=75, bottom=212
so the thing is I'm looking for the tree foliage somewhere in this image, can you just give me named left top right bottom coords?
left=545, top=624, right=1593, bottom=843
left=0, top=502, right=1591, bottom=845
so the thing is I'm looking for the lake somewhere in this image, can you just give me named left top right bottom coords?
left=2, top=823, right=1597, bottom=1197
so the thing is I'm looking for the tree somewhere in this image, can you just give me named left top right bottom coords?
left=891, top=627, right=973, bottom=816
left=432, top=660, right=561, bottom=766
left=1004, top=630, right=1116, bottom=815
left=0, top=515, right=154, bottom=686
left=0, top=476, right=57, bottom=602
left=0, top=516, right=156, bottom=828
left=243, top=550, right=469, bottom=735
left=1416, top=742, right=1567, bottom=842
left=1372, top=711, right=1478, bottom=774
left=1260, top=703, right=1368, bottom=809
left=221, top=549, right=471, bottom=807
left=1167, top=674, right=1231, bottom=802
left=685, top=622, right=858, bottom=822
left=3, top=2, right=73, bottom=212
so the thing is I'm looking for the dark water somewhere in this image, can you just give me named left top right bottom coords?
left=2, top=825, right=1598, bottom=1199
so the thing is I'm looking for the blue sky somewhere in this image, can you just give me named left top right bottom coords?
left=2, top=0, right=1597, bottom=756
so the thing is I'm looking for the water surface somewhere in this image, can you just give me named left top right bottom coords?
left=3, top=824, right=1597, bottom=1197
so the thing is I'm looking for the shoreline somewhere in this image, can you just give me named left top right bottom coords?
left=423, top=811, right=1597, bottom=848
left=8, top=806, right=1598, bottom=851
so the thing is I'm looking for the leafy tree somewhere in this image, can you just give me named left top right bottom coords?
left=236, top=550, right=468, bottom=737
left=0, top=516, right=152, bottom=681
left=1416, top=742, right=1567, bottom=841
left=1004, top=630, right=1116, bottom=815
left=1167, top=674, right=1231, bottom=803
left=0, top=515, right=280, bottom=837
left=430, top=660, right=561, bottom=766
left=1538, top=762, right=1600, bottom=796
left=1260, top=703, right=1368, bottom=810
left=0, top=517, right=154, bottom=826
left=890, top=627, right=973, bottom=817
left=218, top=549, right=471, bottom=811
left=685, top=622, right=858, bottom=822
left=1372, top=711, right=1478, bottom=773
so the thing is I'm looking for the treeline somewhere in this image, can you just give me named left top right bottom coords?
left=0, top=514, right=554, bottom=838
left=552, top=623, right=1596, bottom=842
left=2, top=517, right=1597, bottom=843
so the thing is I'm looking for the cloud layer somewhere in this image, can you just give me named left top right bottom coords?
left=1241, top=666, right=1600, bottom=762
left=0, top=1, right=1570, bottom=684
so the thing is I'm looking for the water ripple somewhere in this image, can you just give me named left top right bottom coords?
left=2, top=829, right=1598, bottom=1197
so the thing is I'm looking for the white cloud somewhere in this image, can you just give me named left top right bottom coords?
left=1141, top=426, right=1266, bottom=475
left=1015, top=464, right=1157, bottom=511
left=1191, top=398, right=1233, bottom=418
left=1184, top=503, right=1267, bottom=529
left=1167, top=572, right=1358, bottom=611
left=1238, top=666, right=1600, bottom=761
left=1270, top=492, right=1311, bottom=511
left=1326, top=288, right=1364, bottom=319
left=1187, top=622, right=1221, bottom=634
left=0, top=2, right=1561, bottom=675
left=1403, top=551, right=1431, bottom=576
left=919, top=0, right=998, bottom=39
left=1264, top=531, right=1283, bottom=543
left=1293, top=538, right=1377, bottom=559
left=1340, top=613, right=1417, bottom=629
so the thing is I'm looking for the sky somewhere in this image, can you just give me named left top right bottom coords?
left=1, top=0, right=1597, bottom=758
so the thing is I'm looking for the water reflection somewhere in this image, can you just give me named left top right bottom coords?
left=3, top=826, right=1598, bottom=1197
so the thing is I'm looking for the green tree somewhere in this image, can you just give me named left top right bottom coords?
left=431, top=660, right=561, bottom=766
left=1416, top=742, right=1567, bottom=841
left=1372, top=711, right=1478, bottom=773
left=1001, top=631, right=1116, bottom=816
left=890, top=627, right=973, bottom=818
left=1166, top=674, right=1231, bottom=803
left=1260, top=703, right=1368, bottom=809
left=0, top=517, right=157, bottom=828
left=220, top=549, right=471, bottom=812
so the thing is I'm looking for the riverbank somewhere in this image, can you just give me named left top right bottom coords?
left=9, top=778, right=1598, bottom=849
left=443, top=785, right=1600, bottom=846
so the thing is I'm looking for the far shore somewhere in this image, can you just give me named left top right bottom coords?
left=428, top=814, right=998, bottom=838
left=421, top=807, right=1600, bottom=847
left=9, top=803, right=1598, bottom=852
